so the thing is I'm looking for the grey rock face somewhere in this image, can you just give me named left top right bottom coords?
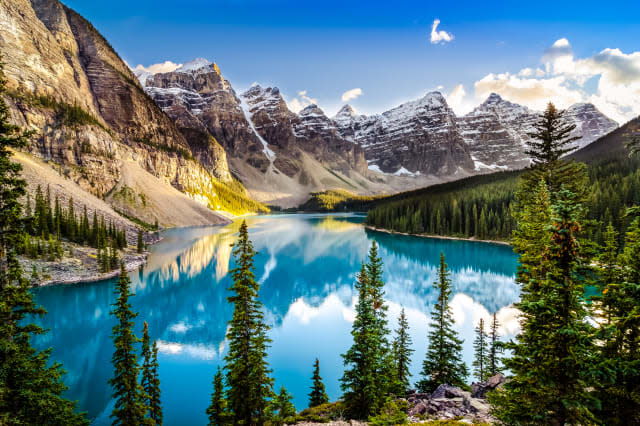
left=333, top=92, right=475, bottom=176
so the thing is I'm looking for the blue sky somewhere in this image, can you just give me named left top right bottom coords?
left=62, top=0, right=640, bottom=122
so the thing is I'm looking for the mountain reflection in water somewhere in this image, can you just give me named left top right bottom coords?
left=32, top=214, right=519, bottom=425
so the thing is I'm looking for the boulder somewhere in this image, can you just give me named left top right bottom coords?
left=431, top=384, right=469, bottom=399
left=471, top=373, right=506, bottom=399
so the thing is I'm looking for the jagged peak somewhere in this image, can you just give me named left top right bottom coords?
left=175, top=58, right=213, bottom=73
left=336, top=104, right=357, bottom=117
left=299, top=103, right=325, bottom=116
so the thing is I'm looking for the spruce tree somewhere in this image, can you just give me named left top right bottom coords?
left=148, top=340, right=162, bottom=424
left=594, top=212, right=640, bottom=425
left=109, top=263, right=146, bottom=425
left=390, top=308, right=413, bottom=395
left=472, top=318, right=489, bottom=382
left=417, top=252, right=468, bottom=392
left=308, top=358, right=329, bottom=408
left=207, top=367, right=228, bottom=426
left=487, top=313, right=502, bottom=377
left=341, top=242, right=390, bottom=418
left=141, top=321, right=162, bottom=424
left=270, top=386, right=296, bottom=426
left=224, top=220, right=273, bottom=425
left=491, top=188, right=596, bottom=425
left=0, top=60, right=88, bottom=425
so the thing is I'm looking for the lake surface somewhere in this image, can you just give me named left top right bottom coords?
left=32, top=213, right=520, bottom=425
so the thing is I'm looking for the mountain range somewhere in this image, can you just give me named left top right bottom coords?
left=0, top=0, right=620, bottom=223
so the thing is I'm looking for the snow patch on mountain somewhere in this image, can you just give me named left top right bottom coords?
left=239, top=98, right=276, bottom=162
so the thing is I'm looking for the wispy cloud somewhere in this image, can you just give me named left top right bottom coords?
left=341, top=88, right=363, bottom=102
left=430, top=19, right=454, bottom=45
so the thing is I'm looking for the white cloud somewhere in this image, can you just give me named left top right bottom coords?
left=446, top=84, right=475, bottom=115
left=474, top=38, right=640, bottom=124
left=286, top=90, right=318, bottom=113
left=133, top=60, right=182, bottom=75
left=430, top=19, right=454, bottom=45
left=341, top=88, right=363, bottom=102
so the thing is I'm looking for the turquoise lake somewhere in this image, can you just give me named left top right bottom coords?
left=31, top=213, right=520, bottom=425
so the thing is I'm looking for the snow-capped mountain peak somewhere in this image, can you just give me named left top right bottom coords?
left=175, top=58, right=213, bottom=73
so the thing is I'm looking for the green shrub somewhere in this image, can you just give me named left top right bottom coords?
left=368, top=398, right=408, bottom=426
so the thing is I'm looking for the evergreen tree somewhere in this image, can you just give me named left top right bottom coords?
left=0, top=60, right=88, bottom=425
left=390, top=308, right=413, bottom=395
left=137, top=228, right=144, bottom=253
left=207, top=367, right=229, bottom=426
left=491, top=188, right=596, bottom=425
left=487, top=313, right=502, bottom=377
left=308, top=358, right=329, bottom=408
left=109, top=263, right=146, bottom=425
left=594, top=212, right=640, bottom=425
left=148, top=341, right=162, bottom=424
left=472, top=318, right=489, bottom=382
left=270, top=386, right=296, bottom=426
left=519, top=103, right=588, bottom=207
left=341, top=242, right=390, bottom=419
left=141, top=321, right=162, bottom=424
left=224, top=220, right=273, bottom=425
left=417, top=253, right=468, bottom=392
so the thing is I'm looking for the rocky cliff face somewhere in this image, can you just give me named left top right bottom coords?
left=0, top=0, right=240, bottom=222
left=333, top=92, right=475, bottom=176
left=457, top=93, right=618, bottom=170
left=334, top=92, right=618, bottom=174
left=143, top=59, right=270, bottom=173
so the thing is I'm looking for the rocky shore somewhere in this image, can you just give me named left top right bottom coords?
left=20, top=244, right=149, bottom=286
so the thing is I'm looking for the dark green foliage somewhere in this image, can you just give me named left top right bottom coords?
left=0, top=61, right=88, bottom=425
left=109, top=264, right=146, bottom=425
left=390, top=308, right=413, bottom=395
left=308, top=358, right=329, bottom=408
left=224, top=220, right=273, bottom=424
left=367, top=398, right=408, bottom=426
left=270, top=386, right=297, bottom=425
left=418, top=253, right=468, bottom=392
left=20, top=188, right=128, bottom=266
left=593, top=212, right=640, bottom=425
left=491, top=107, right=597, bottom=424
left=472, top=318, right=489, bottom=382
left=207, top=367, right=229, bottom=426
left=341, top=242, right=390, bottom=419
left=137, top=228, right=144, bottom=254
left=492, top=188, right=597, bottom=425
left=141, top=322, right=162, bottom=425
left=488, top=313, right=502, bottom=377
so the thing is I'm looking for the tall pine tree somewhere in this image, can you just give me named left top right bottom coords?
left=207, top=367, right=229, bottom=426
left=109, top=263, right=146, bottom=425
left=487, top=313, right=502, bottom=377
left=472, top=318, right=489, bottom=382
left=417, top=252, right=468, bottom=392
left=0, top=60, right=88, bottom=425
left=491, top=188, right=596, bottom=425
left=224, top=220, right=273, bottom=425
left=141, top=321, right=162, bottom=425
left=308, top=358, right=329, bottom=408
left=594, top=212, right=640, bottom=425
left=390, top=308, right=413, bottom=395
left=341, top=242, right=390, bottom=419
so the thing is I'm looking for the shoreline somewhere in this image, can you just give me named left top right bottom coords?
left=364, top=225, right=512, bottom=246
left=37, top=256, right=148, bottom=287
